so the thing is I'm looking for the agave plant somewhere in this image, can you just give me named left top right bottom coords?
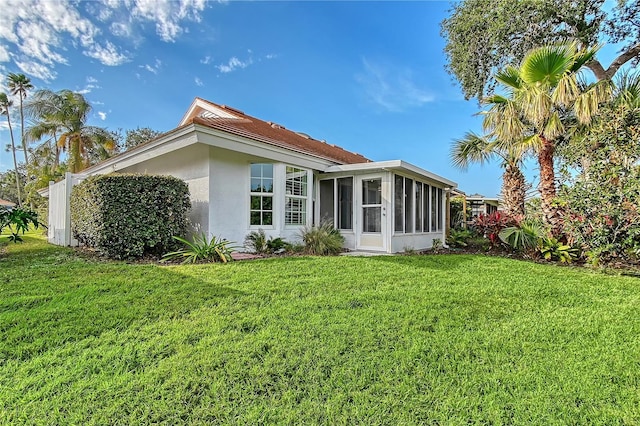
left=162, top=233, right=236, bottom=264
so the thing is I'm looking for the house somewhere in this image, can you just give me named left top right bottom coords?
left=0, top=198, right=16, bottom=209
left=44, top=98, right=457, bottom=253
left=466, top=193, right=500, bottom=218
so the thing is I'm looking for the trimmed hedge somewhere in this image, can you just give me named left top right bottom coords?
left=70, top=174, right=190, bottom=259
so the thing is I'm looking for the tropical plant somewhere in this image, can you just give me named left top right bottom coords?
left=539, top=237, right=579, bottom=263
left=486, top=43, right=611, bottom=236
left=0, top=206, right=39, bottom=243
left=7, top=73, right=33, bottom=165
left=299, top=221, right=345, bottom=255
left=450, top=132, right=526, bottom=216
left=473, top=211, right=517, bottom=247
left=0, top=92, right=22, bottom=206
left=162, top=234, right=235, bottom=264
left=499, top=219, right=546, bottom=257
left=244, top=229, right=269, bottom=254
left=447, top=228, right=475, bottom=248
left=25, top=89, right=117, bottom=172
left=559, top=74, right=640, bottom=265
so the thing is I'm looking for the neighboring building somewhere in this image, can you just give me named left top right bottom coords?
left=466, top=193, right=500, bottom=218
left=0, top=198, right=16, bottom=209
left=43, top=98, right=457, bottom=253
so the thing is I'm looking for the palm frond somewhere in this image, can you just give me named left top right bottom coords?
left=520, top=44, right=574, bottom=87
left=450, top=132, right=493, bottom=170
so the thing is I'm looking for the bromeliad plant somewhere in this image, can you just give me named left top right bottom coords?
left=473, top=211, right=517, bottom=247
left=0, top=206, right=40, bottom=243
left=162, top=233, right=236, bottom=264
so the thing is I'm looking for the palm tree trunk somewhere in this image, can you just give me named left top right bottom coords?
left=19, top=95, right=28, bottom=166
left=538, top=135, right=563, bottom=236
left=501, top=163, right=526, bottom=217
left=6, top=113, right=22, bottom=206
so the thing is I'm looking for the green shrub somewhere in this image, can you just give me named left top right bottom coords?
left=299, top=221, right=345, bottom=255
left=540, top=237, right=579, bottom=263
left=447, top=228, right=475, bottom=248
left=162, top=234, right=235, bottom=264
left=499, top=219, right=546, bottom=256
left=244, top=229, right=290, bottom=254
left=0, top=206, right=40, bottom=243
left=70, top=174, right=190, bottom=259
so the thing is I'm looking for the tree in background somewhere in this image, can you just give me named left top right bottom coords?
left=0, top=92, right=22, bottom=206
left=25, top=89, right=117, bottom=173
left=441, top=0, right=640, bottom=100
left=7, top=73, right=33, bottom=165
left=450, top=132, right=526, bottom=217
left=124, top=127, right=163, bottom=151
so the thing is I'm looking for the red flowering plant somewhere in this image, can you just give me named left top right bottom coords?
left=472, top=211, right=519, bottom=248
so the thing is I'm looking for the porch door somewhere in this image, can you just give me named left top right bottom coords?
left=357, top=176, right=386, bottom=251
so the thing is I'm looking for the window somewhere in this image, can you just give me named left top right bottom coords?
left=423, top=184, right=430, bottom=231
left=415, top=183, right=423, bottom=233
left=337, top=177, right=353, bottom=230
left=319, top=179, right=334, bottom=222
left=394, top=175, right=404, bottom=232
left=250, top=163, right=273, bottom=226
left=362, top=178, right=382, bottom=233
left=431, top=186, right=438, bottom=232
left=404, top=177, right=414, bottom=233
left=285, top=166, right=307, bottom=225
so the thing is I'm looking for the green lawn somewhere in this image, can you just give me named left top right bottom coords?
left=1, top=235, right=640, bottom=424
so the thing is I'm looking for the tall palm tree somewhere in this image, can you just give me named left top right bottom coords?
left=486, top=43, right=611, bottom=235
left=0, top=93, right=22, bottom=206
left=25, top=89, right=116, bottom=173
left=451, top=132, right=526, bottom=217
left=7, top=73, right=33, bottom=165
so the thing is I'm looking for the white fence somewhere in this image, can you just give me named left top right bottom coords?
left=47, top=172, right=85, bottom=246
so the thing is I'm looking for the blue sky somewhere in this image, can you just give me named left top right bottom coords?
left=0, top=0, right=621, bottom=197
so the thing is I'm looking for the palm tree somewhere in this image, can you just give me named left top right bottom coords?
left=7, top=73, right=33, bottom=165
left=451, top=132, right=526, bottom=217
left=486, top=43, right=611, bottom=236
left=25, top=89, right=116, bottom=173
left=0, top=93, right=22, bottom=206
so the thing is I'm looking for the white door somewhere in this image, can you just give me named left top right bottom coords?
left=356, top=176, right=386, bottom=251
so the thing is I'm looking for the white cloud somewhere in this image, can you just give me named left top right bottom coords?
left=0, top=45, right=9, bottom=62
left=87, top=76, right=98, bottom=84
left=98, top=111, right=107, bottom=120
left=0, top=0, right=213, bottom=82
left=194, top=77, right=203, bottom=86
left=140, top=58, right=162, bottom=74
left=14, top=59, right=56, bottom=81
left=216, top=56, right=253, bottom=74
left=200, top=55, right=212, bottom=65
left=355, top=58, right=434, bottom=112
left=85, top=41, right=129, bottom=66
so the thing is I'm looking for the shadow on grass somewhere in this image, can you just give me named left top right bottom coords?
left=0, top=240, right=244, bottom=361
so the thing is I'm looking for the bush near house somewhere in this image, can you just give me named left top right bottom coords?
left=70, top=174, right=190, bottom=259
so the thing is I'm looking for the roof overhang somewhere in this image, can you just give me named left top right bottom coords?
left=324, top=160, right=457, bottom=188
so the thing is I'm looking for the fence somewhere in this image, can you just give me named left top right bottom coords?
left=47, top=172, right=85, bottom=246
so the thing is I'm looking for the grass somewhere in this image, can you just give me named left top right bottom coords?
left=1, top=234, right=640, bottom=424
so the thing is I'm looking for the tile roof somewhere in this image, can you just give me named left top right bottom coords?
left=187, top=98, right=371, bottom=165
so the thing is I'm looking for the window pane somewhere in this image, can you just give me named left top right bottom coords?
left=437, top=188, right=443, bottom=231
left=250, top=164, right=273, bottom=193
left=415, top=183, right=423, bottom=233
left=263, top=212, right=273, bottom=226
left=319, top=180, right=335, bottom=223
left=431, top=187, right=438, bottom=232
left=286, top=167, right=307, bottom=196
left=363, top=179, right=381, bottom=205
left=404, top=177, right=413, bottom=233
left=423, top=185, right=430, bottom=231
left=250, top=195, right=261, bottom=210
left=394, top=175, right=404, bottom=232
left=262, top=164, right=273, bottom=179
left=263, top=178, right=273, bottom=193
left=262, top=196, right=272, bottom=210
left=363, top=207, right=381, bottom=233
left=250, top=211, right=261, bottom=225
left=337, top=177, right=353, bottom=230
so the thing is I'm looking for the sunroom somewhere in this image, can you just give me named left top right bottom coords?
left=317, top=160, right=456, bottom=253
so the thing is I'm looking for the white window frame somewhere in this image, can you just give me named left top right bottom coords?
left=249, top=163, right=275, bottom=228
